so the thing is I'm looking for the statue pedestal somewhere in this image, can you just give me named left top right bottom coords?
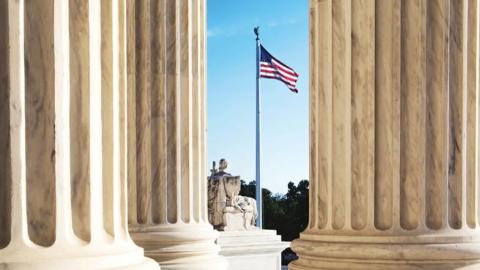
left=217, top=230, right=289, bottom=270
left=222, top=211, right=256, bottom=231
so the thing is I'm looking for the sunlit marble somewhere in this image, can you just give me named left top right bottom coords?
left=0, top=1, right=158, bottom=269
left=291, top=0, right=480, bottom=269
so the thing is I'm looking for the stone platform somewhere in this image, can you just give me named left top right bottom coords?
left=218, top=230, right=289, bottom=270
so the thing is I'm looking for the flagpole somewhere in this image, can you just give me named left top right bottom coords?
left=254, top=26, right=262, bottom=229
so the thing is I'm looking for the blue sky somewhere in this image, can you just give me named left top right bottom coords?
left=207, top=1, right=309, bottom=194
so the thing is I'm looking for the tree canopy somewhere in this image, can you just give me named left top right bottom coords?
left=239, top=179, right=309, bottom=241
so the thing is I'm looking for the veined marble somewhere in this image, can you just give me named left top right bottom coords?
left=126, top=1, right=226, bottom=269
left=291, top=0, right=480, bottom=269
left=4, top=0, right=480, bottom=270
left=0, top=0, right=158, bottom=269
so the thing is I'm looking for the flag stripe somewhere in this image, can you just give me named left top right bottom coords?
left=260, top=70, right=298, bottom=83
left=260, top=73, right=295, bottom=86
left=259, top=45, right=299, bottom=93
left=271, top=59, right=298, bottom=76
left=260, top=73, right=297, bottom=89
left=260, top=66, right=299, bottom=81
left=260, top=72, right=298, bottom=90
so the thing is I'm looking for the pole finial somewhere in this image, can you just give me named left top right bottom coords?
left=254, top=26, right=260, bottom=40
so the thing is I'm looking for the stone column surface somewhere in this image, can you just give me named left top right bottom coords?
left=0, top=0, right=158, bottom=269
left=126, top=0, right=227, bottom=269
left=291, top=0, right=480, bottom=269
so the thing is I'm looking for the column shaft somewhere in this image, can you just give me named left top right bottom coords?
left=291, top=0, right=480, bottom=269
left=127, top=1, right=226, bottom=269
left=0, top=1, right=158, bottom=269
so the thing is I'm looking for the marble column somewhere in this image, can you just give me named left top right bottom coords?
left=0, top=0, right=159, bottom=269
left=126, top=1, right=226, bottom=269
left=291, top=0, right=480, bottom=269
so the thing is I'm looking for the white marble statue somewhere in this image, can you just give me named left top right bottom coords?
left=208, top=159, right=258, bottom=231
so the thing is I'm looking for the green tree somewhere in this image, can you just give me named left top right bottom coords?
left=239, top=179, right=309, bottom=241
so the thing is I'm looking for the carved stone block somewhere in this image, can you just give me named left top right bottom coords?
left=208, top=159, right=257, bottom=231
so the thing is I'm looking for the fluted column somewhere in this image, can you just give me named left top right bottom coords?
left=0, top=1, right=158, bottom=269
left=127, top=1, right=226, bottom=269
left=291, top=0, right=480, bottom=269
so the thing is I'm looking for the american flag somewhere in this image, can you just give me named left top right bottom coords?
left=259, top=45, right=299, bottom=93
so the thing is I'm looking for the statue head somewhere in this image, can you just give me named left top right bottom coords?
left=219, top=158, right=228, bottom=172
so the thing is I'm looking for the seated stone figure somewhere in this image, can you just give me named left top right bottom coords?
left=208, top=159, right=258, bottom=231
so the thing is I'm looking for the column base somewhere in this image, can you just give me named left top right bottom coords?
left=218, top=229, right=290, bottom=270
left=0, top=241, right=159, bottom=270
left=130, top=223, right=228, bottom=270
left=290, top=233, right=480, bottom=270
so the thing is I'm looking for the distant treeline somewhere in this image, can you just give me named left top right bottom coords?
left=239, top=179, right=309, bottom=241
